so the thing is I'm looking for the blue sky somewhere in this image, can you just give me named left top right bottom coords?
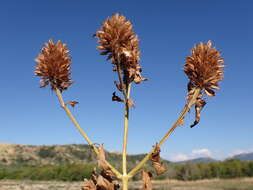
left=0, top=0, right=252, bottom=161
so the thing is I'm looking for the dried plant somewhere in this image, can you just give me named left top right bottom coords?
left=34, top=14, right=224, bottom=190
left=34, top=40, right=73, bottom=91
left=184, top=41, right=224, bottom=128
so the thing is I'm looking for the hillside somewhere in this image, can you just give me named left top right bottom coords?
left=0, top=143, right=168, bottom=169
left=176, top=157, right=218, bottom=164
left=232, top=152, right=253, bottom=161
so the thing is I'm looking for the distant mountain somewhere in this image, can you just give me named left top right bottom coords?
left=176, top=157, right=218, bottom=164
left=232, top=152, right=253, bottom=161
left=0, top=143, right=170, bottom=168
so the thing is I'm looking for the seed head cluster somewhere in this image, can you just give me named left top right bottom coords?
left=184, top=41, right=224, bottom=96
left=34, top=40, right=72, bottom=91
left=95, top=14, right=146, bottom=85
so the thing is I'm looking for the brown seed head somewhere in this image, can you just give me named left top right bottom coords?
left=96, top=14, right=146, bottom=84
left=34, top=39, right=72, bottom=91
left=184, top=41, right=224, bottom=96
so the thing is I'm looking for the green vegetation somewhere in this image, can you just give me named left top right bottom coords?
left=172, top=159, right=253, bottom=181
left=0, top=159, right=252, bottom=182
left=0, top=163, right=94, bottom=181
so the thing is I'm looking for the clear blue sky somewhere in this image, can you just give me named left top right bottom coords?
left=0, top=0, right=252, bottom=161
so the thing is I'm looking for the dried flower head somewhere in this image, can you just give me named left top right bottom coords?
left=184, top=41, right=224, bottom=96
left=150, top=143, right=167, bottom=175
left=95, top=13, right=146, bottom=85
left=34, top=40, right=72, bottom=91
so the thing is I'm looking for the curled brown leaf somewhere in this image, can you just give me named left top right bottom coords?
left=140, top=171, right=152, bottom=190
left=150, top=143, right=167, bottom=175
left=127, top=98, right=135, bottom=107
left=112, top=92, right=124, bottom=102
left=190, top=98, right=206, bottom=128
left=81, top=179, right=96, bottom=190
left=97, top=144, right=115, bottom=181
left=97, top=175, right=115, bottom=190
left=114, top=81, right=125, bottom=91
left=67, top=101, right=79, bottom=108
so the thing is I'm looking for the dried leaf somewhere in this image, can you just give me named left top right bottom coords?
left=112, top=92, right=124, bottom=102
left=39, top=80, right=49, bottom=88
left=97, top=144, right=115, bottom=181
left=205, top=88, right=215, bottom=97
left=98, top=144, right=108, bottom=170
left=81, top=179, right=96, bottom=190
left=186, top=82, right=196, bottom=104
left=190, top=98, right=206, bottom=128
left=97, top=175, right=115, bottom=190
left=150, top=143, right=161, bottom=163
left=67, top=101, right=79, bottom=108
left=61, top=81, right=73, bottom=89
left=152, top=162, right=167, bottom=175
left=90, top=168, right=98, bottom=184
left=177, top=118, right=185, bottom=127
left=114, top=81, right=125, bottom=91
left=150, top=143, right=167, bottom=175
left=140, top=171, right=152, bottom=190
left=127, top=98, right=135, bottom=107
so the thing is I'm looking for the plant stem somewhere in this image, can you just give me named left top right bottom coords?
left=122, top=83, right=131, bottom=190
left=54, top=88, right=122, bottom=179
left=122, top=176, right=129, bottom=190
left=122, top=84, right=131, bottom=175
left=128, top=88, right=201, bottom=178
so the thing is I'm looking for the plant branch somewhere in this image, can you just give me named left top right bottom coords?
left=54, top=88, right=122, bottom=179
left=122, top=83, right=131, bottom=175
left=128, top=88, right=201, bottom=178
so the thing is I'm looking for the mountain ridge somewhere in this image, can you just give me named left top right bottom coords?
left=1, top=143, right=252, bottom=167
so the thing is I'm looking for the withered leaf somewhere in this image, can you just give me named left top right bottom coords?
left=100, top=50, right=110, bottom=55
left=152, top=162, right=167, bottom=175
left=150, top=143, right=167, bottom=175
left=61, top=82, right=72, bottom=89
left=205, top=88, right=215, bottom=96
left=97, top=144, right=115, bottom=180
left=127, top=98, right=135, bottom=107
left=97, top=175, right=115, bottom=190
left=150, top=143, right=161, bottom=163
left=98, top=144, right=108, bottom=170
left=39, top=79, right=49, bottom=88
left=134, top=75, right=148, bottom=84
left=186, top=82, right=196, bottom=104
left=177, top=117, right=185, bottom=127
left=67, top=101, right=79, bottom=108
left=81, top=179, right=96, bottom=190
left=190, top=98, right=206, bottom=128
left=140, top=171, right=152, bottom=190
left=90, top=168, right=98, bottom=184
left=114, top=81, right=125, bottom=91
left=112, top=92, right=124, bottom=102
left=100, top=167, right=115, bottom=182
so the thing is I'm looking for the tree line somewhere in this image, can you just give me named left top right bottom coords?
left=0, top=159, right=252, bottom=181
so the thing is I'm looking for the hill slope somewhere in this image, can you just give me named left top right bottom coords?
left=232, top=152, right=253, bottom=161
left=0, top=143, right=168, bottom=169
left=176, top=157, right=218, bottom=164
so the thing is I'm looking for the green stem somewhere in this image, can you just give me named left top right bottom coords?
left=54, top=88, right=122, bottom=179
left=122, top=84, right=131, bottom=176
left=122, top=175, right=129, bottom=190
left=128, top=88, right=201, bottom=178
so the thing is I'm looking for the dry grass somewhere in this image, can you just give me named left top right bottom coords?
left=1, top=178, right=253, bottom=190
